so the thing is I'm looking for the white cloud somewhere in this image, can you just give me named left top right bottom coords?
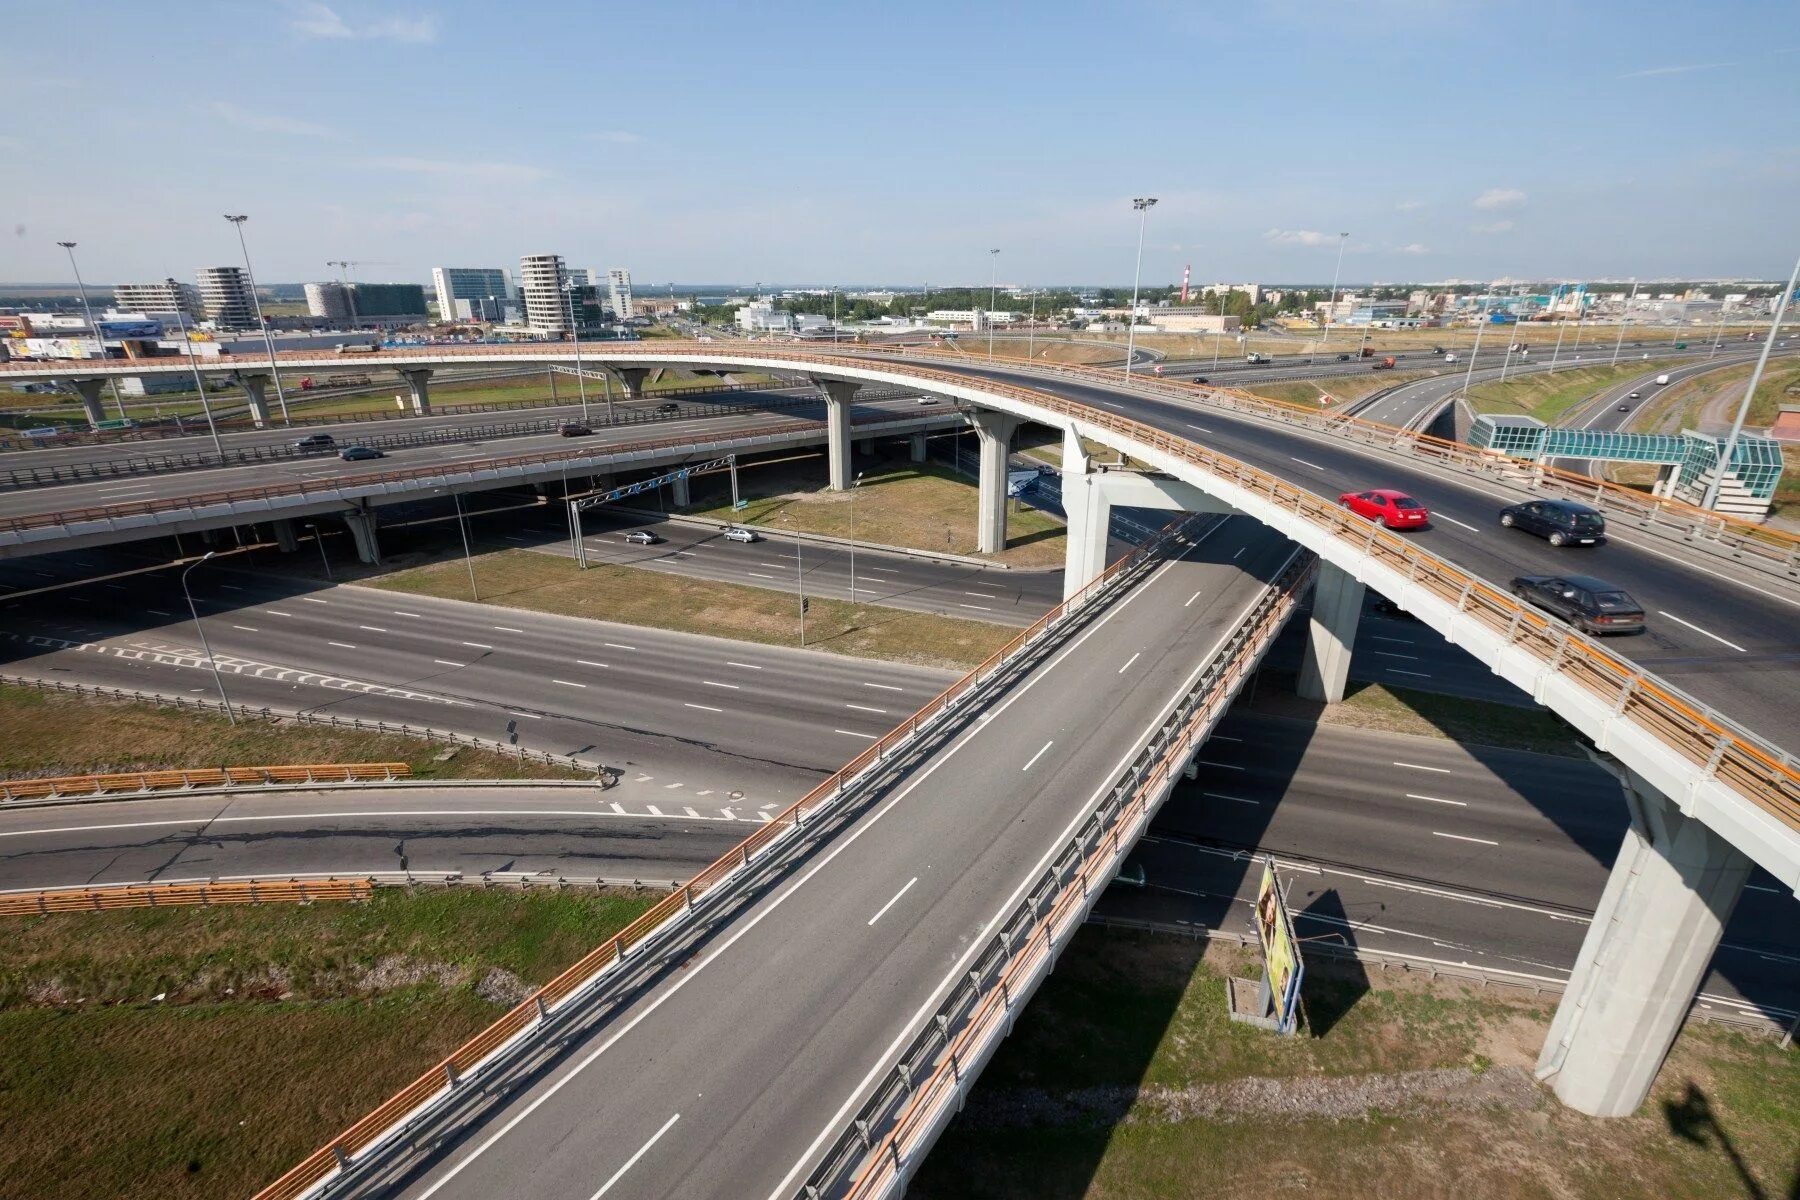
left=1397, top=242, right=1430, bottom=255
left=1263, top=228, right=1336, bottom=247
left=586, top=131, right=643, bottom=145
left=286, top=2, right=437, bottom=43
left=1617, top=61, right=1735, bottom=79
left=208, top=101, right=334, bottom=138
left=1473, top=187, right=1526, bottom=211
left=1472, top=220, right=1515, bottom=235
left=1396, top=199, right=1426, bottom=212
left=357, top=155, right=551, bottom=183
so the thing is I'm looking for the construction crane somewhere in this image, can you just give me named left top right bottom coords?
left=325, top=259, right=396, bottom=286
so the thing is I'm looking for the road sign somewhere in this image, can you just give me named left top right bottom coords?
left=1254, top=859, right=1305, bottom=1035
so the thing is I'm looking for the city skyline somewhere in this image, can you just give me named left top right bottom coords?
left=4, top=1, right=1797, bottom=286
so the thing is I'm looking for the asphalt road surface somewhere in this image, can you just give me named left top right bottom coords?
left=929, top=359, right=1800, bottom=750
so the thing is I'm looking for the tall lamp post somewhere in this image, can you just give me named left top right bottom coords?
left=986, top=249, right=1000, bottom=361
left=222, top=215, right=291, bottom=424
left=56, top=241, right=125, bottom=420
left=170, top=303, right=225, bottom=458
left=1703, top=252, right=1799, bottom=510
left=1321, top=231, right=1349, bottom=346
left=1124, top=197, right=1157, bottom=376
left=181, top=551, right=235, bottom=724
left=1610, top=279, right=1639, bottom=366
left=564, top=279, right=590, bottom=421
left=848, top=471, right=864, bottom=605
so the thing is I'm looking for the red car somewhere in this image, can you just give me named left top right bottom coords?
left=1339, top=488, right=1430, bottom=529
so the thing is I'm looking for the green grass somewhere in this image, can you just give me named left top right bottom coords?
left=0, top=889, right=659, bottom=1200
left=366, top=547, right=1013, bottom=671
left=908, top=927, right=1800, bottom=1200
left=1243, top=370, right=1435, bottom=411
left=1241, top=670, right=1583, bottom=757
left=681, top=460, right=1068, bottom=568
left=1463, top=360, right=1683, bottom=423
left=0, top=681, right=585, bottom=780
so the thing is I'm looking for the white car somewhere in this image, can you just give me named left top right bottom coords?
left=915, top=396, right=941, bottom=406
left=722, top=526, right=760, bottom=543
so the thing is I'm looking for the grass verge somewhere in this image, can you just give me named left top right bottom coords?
left=1243, top=370, right=1434, bottom=411
left=0, top=680, right=584, bottom=780
left=366, top=547, right=1012, bottom=671
left=909, top=928, right=1798, bottom=1200
left=1464, top=359, right=1683, bottom=423
left=0, top=888, right=659, bottom=1200
left=1241, top=669, right=1582, bottom=757
left=680, top=459, right=1068, bottom=569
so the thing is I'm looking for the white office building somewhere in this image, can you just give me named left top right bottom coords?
left=519, top=254, right=573, bottom=334
left=432, top=266, right=513, bottom=321
left=607, top=267, right=634, bottom=320
left=195, top=266, right=257, bottom=331
left=112, top=279, right=199, bottom=319
left=735, top=301, right=795, bottom=333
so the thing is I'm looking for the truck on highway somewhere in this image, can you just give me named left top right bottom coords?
left=1370, top=356, right=1397, bottom=370
left=1246, top=352, right=1272, bottom=364
left=1655, top=374, right=1672, bottom=385
left=297, top=373, right=374, bottom=391
left=1359, top=346, right=1376, bottom=358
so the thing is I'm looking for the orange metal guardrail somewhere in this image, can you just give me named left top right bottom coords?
left=0, top=762, right=411, bottom=802
left=250, top=520, right=1180, bottom=1200
left=0, top=877, right=375, bottom=917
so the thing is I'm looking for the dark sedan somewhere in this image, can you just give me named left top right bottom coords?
left=1498, top=499, right=1606, bottom=546
left=1510, top=574, right=1645, bottom=635
left=339, top=445, right=386, bottom=461
left=559, top=423, right=593, bottom=437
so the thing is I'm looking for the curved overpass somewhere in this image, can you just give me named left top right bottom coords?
left=4, top=342, right=1798, bottom=886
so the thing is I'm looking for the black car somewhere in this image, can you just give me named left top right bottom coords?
left=340, top=445, right=385, bottom=461
left=1337, top=353, right=1351, bottom=362
left=294, top=433, right=336, bottom=451
left=1498, top=499, right=1606, bottom=546
left=1511, top=574, right=1645, bottom=635
left=559, top=423, right=593, bottom=437
left=655, top=402, right=680, bottom=415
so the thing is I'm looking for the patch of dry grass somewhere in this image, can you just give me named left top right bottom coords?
left=1239, top=670, right=1582, bottom=757
left=1243, top=370, right=1436, bottom=411
left=0, top=682, right=581, bottom=780
left=367, top=548, right=1015, bottom=671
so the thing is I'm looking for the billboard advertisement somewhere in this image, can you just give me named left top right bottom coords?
left=1254, top=860, right=1304, bottom=1035
left=98, top=319, right=164, bottom=340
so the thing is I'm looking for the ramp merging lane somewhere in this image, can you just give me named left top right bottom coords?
left=361, top=517, right=1295, bottom=1199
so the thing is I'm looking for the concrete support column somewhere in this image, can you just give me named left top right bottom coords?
left=272, top=518, right=299, bottom=554
left=670, top=472, right=691, bottom=508
left=971, top=409, right=1022, bottom=554
left=616, top=368, right=650, bottom=400
left=1061, top=427, right=1110, bottom=601
left=815, top=379, right=862, bottom=491
left=235, top=373, right=273, bottom=428
left=71, top=378, right=109, bottom=426
left=397, top=367, right=433, bottom=416
left=1537, top=775, right=1751, bottom=1116
left=1296, top=561, right=1364, bottom=703
left=343, top=506, right=380, bottom=565
left=909, top=432, right=928, bottom=463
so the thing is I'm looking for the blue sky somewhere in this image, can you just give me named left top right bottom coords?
left=3, top=0, right=1797, bottom=287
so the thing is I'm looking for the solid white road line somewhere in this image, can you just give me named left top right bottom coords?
left=1656, top=611, right=1748, bottom=653
left=866, top=877, right=919, bottom=926
left=748, top=572, right=776, bottom=579
left=461, top=641, right=492, bottom=650
left=863, top=682, right=904, bottom=691
left=1232, top=547, right=1246, bottom=560
left=1395, top=761, right=1452, bottom=773
left=726, top=661, right=763, bottom=669
left=1433, top=513, right=1481, bottom=533
left=1203, top=791, right=1259, bottom=806
left=1370, top=635, right=1412, bottom=645
left=1184, top=590, right=1202, bottom=607
left=300, top=597, right=329, bottom=604
left=683, top=702, right=723, bottom=713
left=1186, top=422, right=1213, bottom=433
left=1021, top=740, right=1055, bottom=771
left=1406, top=793, right=1468, bottom=807
left=328, top=641, right=356, bottom=649
left=1117, top=652, right=1141, bottom=674
left=577, top=659, right=609, bottom=669
left=844, top=703, right=887, bottom=714
left=1433, top=831, right=1499, bottom=846
left=1196, top=759, right=1244, bottom=770
left=959, top=603, right=992, bottom=611
left=358, top=625, right=387, bottom=633
left=433, top=660, right=465, bottom=668
left=232, top=625, right=258, bottom=632
left=588, top=1112, right=680, bottom=1200
left=703, top=680, right=740, bottom=689
left=148, top=609, right=174, bottom=617
left=963, top=591, right=996, bottom=599
left=604, top=641, right=637, bottom=651
left=1290, top=456, right=1325, bottom=470
left=493, top=625, right=525, bottom=633
left=835, top=729, right=878, bottom=739
left=553, top=679, right=587, bottom=688
left=392, top=611, right=422, bottom=618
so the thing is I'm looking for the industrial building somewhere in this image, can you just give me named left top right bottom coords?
left=194, top=266, right=257, bottom=331
left=1148, top=309, right=1242, bottom=334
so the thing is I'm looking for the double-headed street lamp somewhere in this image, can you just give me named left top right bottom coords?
left=563, top=279, right=591, bottom=422
left=181, top=551, right=235, bottom=723
left=1704, top=251, right=1799, bottom=510
left=56, top=241, right=125, bottom=420
left=223, top=214, right=291, bottom=424
left=1320, top=231, right=1349, bottom=346
left=1123, top=197, right=1157, bottom=377
left=987, top=249, right=1000, bottom=361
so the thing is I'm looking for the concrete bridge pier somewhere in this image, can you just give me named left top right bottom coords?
left=234, top=372, right=274, bottom=428
left=343, top=505, right=381, bottom=565
left=1295, top=561, right=1364, bottom=703
left=972, top=409, right=1022, bottom=554
left=272, top=519, right=299, bottom=554
left=615, top=368, right=650, bottom=400
left=909, top=432, right=928, bottom=463
left=670, top=472, right=692, bottom=508
left=814, top=379, right=862, bottom=491
left=397, top=368, right=433, bottom=416
left=70, top=378, right=110, bottom=426
left=1536, top=767, right=1751, bottom=1116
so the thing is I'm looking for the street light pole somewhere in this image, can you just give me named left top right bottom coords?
left=1321, top=231, right=1349, bottom=347
left=56, top=241, right=126, bottom=420
left=1548, top=284, right=1572, bottom=374
left=181, top=551, right=235, bottom=723
left=565, top=280, right=590, bottom=421
left=987, top=249, right=1000, bottom=361
left=796, top=541, right=807, bottom=647
left=1611, top=279, right=1639, bottom=366
left=1458, top=300, right=1488, bottom=403
left=305, top=523, right=333, bottom=579
left=170, top=303, right=225, bottom=459
left=223, top=215, right=290, bottom=424
left=452, top=491, right=479, bottom=600
left=1703, top=251, right=1799, bottom=511
left=849, top=471, right=863, bottom=605
left=1124, top=197, right=1158, bottom=376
